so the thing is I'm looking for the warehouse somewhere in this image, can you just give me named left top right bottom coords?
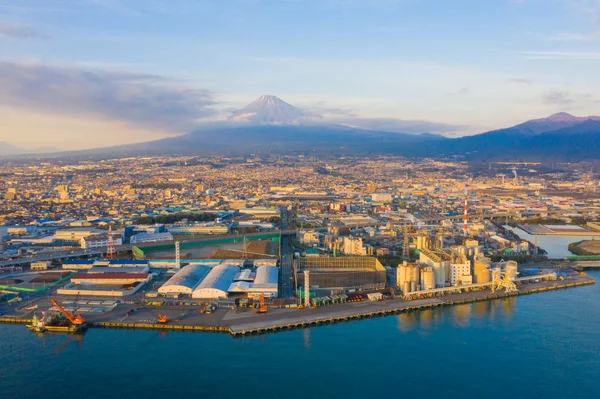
left=158, top=265, right=211, bottom=295
left=192, top=264, right=239, bottom=299
left=62, top=259, right=96, bottom=270
left=71, top=273, right=150, bottom=285
left=227, top=265, right=279, bottom=298
left=248, top=265, right=278, bottom=298
left=295, top=256, right=386, bottom=296
left=89, top=265, right=150, bottom=274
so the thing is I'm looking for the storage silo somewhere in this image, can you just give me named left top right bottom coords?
left=410, top=264, right=420, bottom=287
left=397, top=262, right=409, bottom=288
left=473, top=258, right=492, bottom=283
left=420, top=267, right=435, bottom=290
left=403, top=281, right=411, bottom=294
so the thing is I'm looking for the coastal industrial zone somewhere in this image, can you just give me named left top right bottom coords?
left=0, top=156, right=597, bottom=336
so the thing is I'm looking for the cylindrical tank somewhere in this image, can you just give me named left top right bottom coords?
left=403, top=281, right=410, bottom=294
left=420, top=267, right=435, bottom=290
left=410, top=281, right=416, bottom=292
left=410, top=264, right=420, bottom=287
left=474, top=258, right=492, bottom=283
left=504, top=261, right=518, bottom=281
left=397, top=263, right=408, bottom=288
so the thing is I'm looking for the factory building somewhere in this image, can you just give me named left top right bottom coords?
left=419, top=249, right=450, bottom=288
left=158, top=265, right=211, bottom=295
left=192, top=264, right=240, bottom=299
left=296, top=256, right=386, bottom=296
left=397, top=262, right=421, bottom=293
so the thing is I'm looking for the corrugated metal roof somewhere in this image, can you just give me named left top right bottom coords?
left=253, top=265, right=278, bottom=286
left=73, top=273, right=148, bottom=279
left=193, top=264, right=239, bottom=294
left=160, top=265, right=211, bottom=292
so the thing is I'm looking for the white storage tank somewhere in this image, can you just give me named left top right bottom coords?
left=420, top=267, right=435, bottom=290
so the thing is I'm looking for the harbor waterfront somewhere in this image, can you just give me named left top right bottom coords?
left=2, top=270, right=599, bottom=399
left=0, top=272, right=593, bottom=336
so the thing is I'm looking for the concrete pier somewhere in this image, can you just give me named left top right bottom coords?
left=1, top=275, right=594, bottom=336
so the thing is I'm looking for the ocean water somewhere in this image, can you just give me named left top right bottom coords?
left=1, top=271, right=599, bottom=399
left=503, top=225, right=596, bottom=258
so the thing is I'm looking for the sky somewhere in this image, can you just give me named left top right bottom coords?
left=0, top=0, right=600, bottom=151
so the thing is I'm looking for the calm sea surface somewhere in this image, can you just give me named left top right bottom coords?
left=503, top=225, right=597, bottom=258
left=2, top=271, right=599, bottom=399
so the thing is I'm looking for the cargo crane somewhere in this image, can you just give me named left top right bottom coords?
left=142, top=301, right=168, bottom=323
left=50, top=299, right=86, bottom=326
left=255, top=293, right=268, bottom=314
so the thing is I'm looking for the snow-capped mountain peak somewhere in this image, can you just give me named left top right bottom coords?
left=230, top=95, right=322, bottom=124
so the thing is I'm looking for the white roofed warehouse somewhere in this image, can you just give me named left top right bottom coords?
left=192, top=264, right=239, bottom=299
left=158, top=265, right=211, bottom=295
left=248, top=265, right=279, bottom=298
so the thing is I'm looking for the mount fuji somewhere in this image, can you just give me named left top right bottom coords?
left=230, top=95, right=322, bottom=124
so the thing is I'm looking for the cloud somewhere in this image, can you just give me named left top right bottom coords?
left=520, top=51, right=600, bottom=59
left=547, top=32, right=598, bottom=41
left=0, top=21, right=47, bottom=39
left=334, top=117, right=467, bottom=136
left=0, top=61, right=217, bottom=131
left=449, top=87, right=470, bottom=96
left=542, top=89, right=574, bottom=106
left=305, top=102, right=358, bottom=117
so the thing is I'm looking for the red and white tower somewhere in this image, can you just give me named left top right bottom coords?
left=463, top=183, right=469, bottom=239
left=106, top=225, right=116, bottom=259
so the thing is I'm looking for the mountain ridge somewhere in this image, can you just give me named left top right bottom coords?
left=3, top=95, right=600, bottom=162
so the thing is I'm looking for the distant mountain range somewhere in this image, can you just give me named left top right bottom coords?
left=0, top=141, right=24, bottom=156
left=4, top=95, right=600, bottom=161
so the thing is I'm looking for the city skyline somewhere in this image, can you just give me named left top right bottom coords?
left=1, top=0, right=600, bottom=150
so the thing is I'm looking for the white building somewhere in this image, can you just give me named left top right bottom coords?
left=342, top=236, right=366, bottom=256
left=81, top=235, right=123, bottom=249
left=450, top=262, right=472, bottom=286
left=370, top=193, right=393, bottom=203
left=299, top=230, right=320, bottom=246
left=192, top=264, right=239, bottom=299
left=158, top=265, right=211, bottom=295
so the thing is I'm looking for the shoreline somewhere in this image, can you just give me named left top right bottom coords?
left=2, top=276, right=594, bottom=337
